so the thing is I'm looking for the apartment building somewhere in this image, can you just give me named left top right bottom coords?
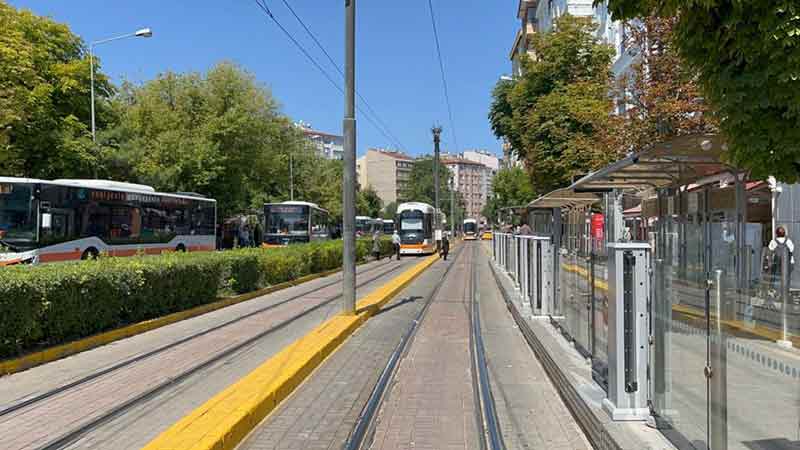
left=296, top=122, right=344, bottom=160
left=443, top=157, right=492, bottom=222
left=462, top=150, right=500, bottom=201
left=356, top=149, right=414, bottom=206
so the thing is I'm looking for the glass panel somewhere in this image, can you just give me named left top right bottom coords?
left=659, top=190, right=709, bottom=448
left=0, top=183, right=36, bottom=249
left=591, top=211, right=610, bottom=391
left=722, top=181, right=800, bottom=450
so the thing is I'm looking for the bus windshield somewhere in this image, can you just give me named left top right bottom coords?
left=267, top=206, right=308, bottom=235
left=0, top=183, right=36, bottom=248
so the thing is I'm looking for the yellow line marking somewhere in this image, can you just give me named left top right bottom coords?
left=0, top=267, right=348, bottom=376
left=142, top=254, right=440, bottom=450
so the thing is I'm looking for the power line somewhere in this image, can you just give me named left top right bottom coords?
left=253, top=0, right=404, bottom=151
left=426, top=0, right=459, bottom=152
left=276, top=0, right=406, bottom=151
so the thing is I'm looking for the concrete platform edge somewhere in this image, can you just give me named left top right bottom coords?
left=488, top=259, right=668, bottom=450
left=142, top=254, right=440, bottom=450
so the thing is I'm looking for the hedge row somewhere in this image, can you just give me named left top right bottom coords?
left=0, top=238, right=394, bottom=358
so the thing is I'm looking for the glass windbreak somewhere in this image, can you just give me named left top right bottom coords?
left=724, top=182, right=800, bottom=450
left=266, top=206, right=308, bottom=235
left=650, top=190, right=709, bottom=447
left=590, top=212, right=610, bottom=390
left=0, top=183, right=36, bottom=249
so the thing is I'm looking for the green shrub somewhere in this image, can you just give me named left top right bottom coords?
left=0, top=238, right=395, bottom=358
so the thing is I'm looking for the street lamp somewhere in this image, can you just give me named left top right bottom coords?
left=89, top=28, right=153, bottom=142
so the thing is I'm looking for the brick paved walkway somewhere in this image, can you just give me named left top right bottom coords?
left=475, top=247, right=591, bottom=450
left=238, top=255, right=453, bottom=450
left=369, top=247, right=483, bottom=450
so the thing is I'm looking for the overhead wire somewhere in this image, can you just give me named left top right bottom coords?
left=426, top=0, right=459, bottom=152
left=277, top=0, right=406, bottom=151
left=252, top=0, right=404, bottom=151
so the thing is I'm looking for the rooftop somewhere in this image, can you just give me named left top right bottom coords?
left=367, top=148, right=414, bottom=161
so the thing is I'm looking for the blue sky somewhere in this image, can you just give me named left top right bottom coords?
left=10, top=1, right=517, bottom=157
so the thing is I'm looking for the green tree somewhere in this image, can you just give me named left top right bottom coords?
left=381, top=201, right=398, bottom=219
left=107, top=62, right=309, bottom=218
left=482, top=166, right=535, bottom=224
left=357, top=185, right=383, bottom=218
left=608, top=16, right=717, bottom=153
left=602, top=0, right=800, bottom=180
left=489, top=15, right=619, bottom=194
left=0, top=1, right=115, bottom=177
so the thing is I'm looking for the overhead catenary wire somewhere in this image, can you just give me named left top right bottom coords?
left=277, top=0, right=406, bottom=151
left=426, top=0, right=459, bottom=152
left=253, top=0, right=404, bottom=151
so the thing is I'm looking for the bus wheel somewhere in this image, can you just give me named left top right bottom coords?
left=81, top=248, right=99, bottom=260
left=176, top=244, right=187, bottom=252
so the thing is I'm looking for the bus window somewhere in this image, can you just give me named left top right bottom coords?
left=0, top=183, right=36, bottom=248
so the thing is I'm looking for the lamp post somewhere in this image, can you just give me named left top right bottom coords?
left=90, top=28, right=153, bottom=143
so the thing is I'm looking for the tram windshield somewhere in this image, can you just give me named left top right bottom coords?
left=464, top=221, right=477, bottom=234
left=266, top=205, right=308, bottom=235
left=400, top=214, right=423, bottom=231
left=0, top=183, right=36, bottom=249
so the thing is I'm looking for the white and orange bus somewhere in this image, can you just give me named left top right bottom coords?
left=0, top=178, right=216, bottom=265
left=397, top=202, right=437, bottom=255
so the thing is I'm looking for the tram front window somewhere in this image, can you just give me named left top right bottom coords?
left=0, top=183, right=36, bottom=250
left=399, top=211, right=425, bottom=244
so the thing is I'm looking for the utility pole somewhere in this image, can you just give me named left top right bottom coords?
left=450, top=176, right=455, bottom=237
left=289, top=153, right=294, bottom=201
left=342, top=0, right=357, bottom=314
left=432, top=126, right=442, bottom=245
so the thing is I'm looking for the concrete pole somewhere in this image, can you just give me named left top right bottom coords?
left=450, top=176, right=455, bottom=237
left=290, top=153, right=294, bottom=201
left=90, top=45, right=96, bottom=143
left=432, top=126, right=442, bottom=242
left=342, top=0, right=357, bottom=314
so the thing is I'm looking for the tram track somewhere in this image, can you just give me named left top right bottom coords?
left=344, top=244, right=505, bottom=450
left=0, top=259, right=408, bottom=450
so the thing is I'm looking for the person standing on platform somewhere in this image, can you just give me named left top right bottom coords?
left=441, top=232, right=450, bottom=260
left=372, top=231, right=382, bottom=261
left=392, top=230, right=402, bottom=260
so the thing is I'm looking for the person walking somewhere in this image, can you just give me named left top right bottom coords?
left=392, top=230, right=402, bottom=260
left=441, top=232, right=450, bottom=260
left=372, top=231, right=382, bottom=261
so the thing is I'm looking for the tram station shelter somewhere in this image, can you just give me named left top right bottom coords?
left=494, top=134, right=799, bottom=450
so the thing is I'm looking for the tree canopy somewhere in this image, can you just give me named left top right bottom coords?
left=0, top=1, right=115, bottom=178
left=357, top=185, right=383, bottom=218
left=489, top=15, right=620, bottom=194
left=602, top=0, right=800, bottom=180
left=403, top=157, right=466, bottom=224
left=106, top=62, right=321, bottom=218
left=482, top=166, right=535, bottom=224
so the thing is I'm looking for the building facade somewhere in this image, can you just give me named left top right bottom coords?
left=443, top=157, right=492, bottom=223
left=462, top=150, right=500, bottom=202
left=296, top=122, right=344, bottom=160
left=356, top=149, right=414, bottom=206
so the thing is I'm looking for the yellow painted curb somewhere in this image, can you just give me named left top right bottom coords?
left=143, top=253, right=441, bottom=450
left=0, top=267, right=346, bottom=376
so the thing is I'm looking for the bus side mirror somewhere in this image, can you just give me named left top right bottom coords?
left=41, top=213, right=52, bottom=229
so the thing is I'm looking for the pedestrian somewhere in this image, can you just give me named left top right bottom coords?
left=238, top=224, right=251, bottom=248
left=441, top=232, right=450, bottom=260
left=392, top=229, right=402, bottom=261
left=372, top=231, right=382, bottom=261
left=519, top=222, right=532, bottom=236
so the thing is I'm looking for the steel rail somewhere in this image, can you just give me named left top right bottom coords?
left=0, top=259, right=396, bottom=419
left=342, top=245, right=466, bottom=450
left=470, top=244, right=506, bottom=450
left=25, top=261, right=407, bottom=450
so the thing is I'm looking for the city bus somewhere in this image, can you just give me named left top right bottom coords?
left=396, top=202, right=436, bottom=255
left=0, top=177, right=216, bottom=265
left=355, top=216, right=373, bottom=236
left=263, top=201, right=331, bottom=246
left=381, top=219, right=395, bottom=234
left=463, top=218, right=478, bottom=240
